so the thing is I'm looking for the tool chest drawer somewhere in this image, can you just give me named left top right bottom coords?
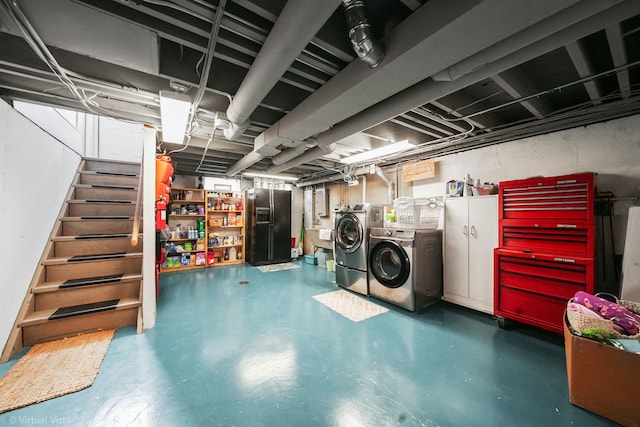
left=499, top=172, right=595, bottom=221
left=496, top=286, right=568, bottom=333
left=499, top=220, right=594, bottom=255
left=494, top=249, right=594, bottom=333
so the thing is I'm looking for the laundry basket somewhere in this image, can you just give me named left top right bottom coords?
left=393, top=197, right=442, bottom=229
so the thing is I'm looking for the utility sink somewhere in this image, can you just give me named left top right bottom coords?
left=305, top=228, right=334, bottom=250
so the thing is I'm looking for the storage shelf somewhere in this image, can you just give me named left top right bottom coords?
left=209, top=259, right=243, bottom=267
left=162, top=188, right=245, bottom=272
left=161, top=264, right=206, bottom=271
left=166, top=251, right=206, bottom=256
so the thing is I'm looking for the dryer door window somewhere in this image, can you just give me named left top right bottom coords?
left=336, top=213, right=363, bottom=254
left=369, top=240, right=410, bottom=288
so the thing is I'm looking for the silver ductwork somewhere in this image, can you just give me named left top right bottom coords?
left=375, top=166, right=394, bottom=204
left=342, top=0, right=384, bottom=68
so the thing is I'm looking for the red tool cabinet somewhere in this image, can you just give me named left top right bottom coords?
left=494, top=172, right=596, bottom=333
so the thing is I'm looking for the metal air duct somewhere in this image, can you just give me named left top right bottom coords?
left=342, top=0, right=384, bottom=68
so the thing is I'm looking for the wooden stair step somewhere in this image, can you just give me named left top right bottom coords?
left=34, top=274, right=144, bottom=293
left=60, top=215, right=133, bottom=222
left=53, top=234, right=131, bottom=241
left=76, top=183, right=136, bottom=190
left=49, top=299, right=120, bottom=320
left=68, top=252, right=126, bottom=262
left=75, top=199, right=134, bottom=204
left=53, top=233, right=133, bottom=240
left=95, top=171, right=137, bottom=177
left=61, top=274, right=124, bottom=288
left=61, top=216, right=134, bottom=221
left=19, top=297, right=140, bottom=327
left=44, top=252, right=141, bottom=265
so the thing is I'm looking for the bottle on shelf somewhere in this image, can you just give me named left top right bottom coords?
left=224, top=248, right=229, bottom=261
left=229, top=246, right=237, bottom=261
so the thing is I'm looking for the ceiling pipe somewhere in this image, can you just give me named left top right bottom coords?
left=297, top=173, right=345, bottom=187
left=223, top=0, right=343, bottom=144
left=342, top=0, right=385, bottom=68
left=270, top=0, right=632, bottom=172
left=267, top=144, right=336, bottom=174
left=375, top=166, right=394, bottom=204
left=270, top=144, right=307, bottom=166
left=430, top=0, right=619, bottom=82
left=244, top=0, right=600, bottom=174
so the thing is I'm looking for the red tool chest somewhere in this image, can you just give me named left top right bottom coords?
left=494, top=172, right=596, bottom=333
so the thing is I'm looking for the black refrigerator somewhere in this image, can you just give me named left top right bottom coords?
left=245, top=188, right=292, bottom=265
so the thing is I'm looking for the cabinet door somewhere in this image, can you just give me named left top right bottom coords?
left=444, top=198, right=470, bottom=297
left=468, top=196, right=498, bottom=307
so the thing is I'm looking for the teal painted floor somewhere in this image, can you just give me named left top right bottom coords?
left=0, top=262, right=617, bottom=426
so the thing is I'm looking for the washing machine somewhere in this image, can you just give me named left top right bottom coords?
left=368, top=227, right=443, bottom=312
left=335, top=203, right=384, bottom=295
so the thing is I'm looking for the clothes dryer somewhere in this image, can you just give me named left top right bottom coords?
left=368, top=227, right=443, bottom=311
left=335, top=204, right=384, bottom=295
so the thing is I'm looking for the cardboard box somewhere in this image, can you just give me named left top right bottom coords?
left=564, top=314, right=640, bottom=426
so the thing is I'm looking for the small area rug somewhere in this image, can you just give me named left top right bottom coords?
left=0, top=329, right=114, bottom=414
left=313, top=290, right=389, bottom=322
left=256, top=262, right=300, bottom=273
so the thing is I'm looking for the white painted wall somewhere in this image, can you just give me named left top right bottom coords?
left=413, top=114, right=640, bottom=293
left=0, top=99, right=81, bottom=351
left=414, top=114, right=640, bottom=233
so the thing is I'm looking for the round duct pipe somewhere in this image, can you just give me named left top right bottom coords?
left=343, top=0, right=385, bottom=68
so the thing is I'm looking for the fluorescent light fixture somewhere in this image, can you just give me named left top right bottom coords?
left=340, top=140, right=414, bottom=164
left=243, top=172, right=299, bottom=182
left=159, top=90, right=191, bottom=144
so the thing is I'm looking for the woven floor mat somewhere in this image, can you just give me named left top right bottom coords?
left=313, top=290, right=389, bottom=322
left=0, top=329, right=114, bottom=414
left=256, top=262, right=300, bottom=273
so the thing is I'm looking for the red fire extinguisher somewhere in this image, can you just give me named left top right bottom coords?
left=156, top=198, right=167, bottom=230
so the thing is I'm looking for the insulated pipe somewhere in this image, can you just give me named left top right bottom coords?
left=258, top=0, right=625, bottom=173
left=375, top=166, right=394, bottom=204
left=223, top=0, right=343, bottom=140
left=303, top=0, right=640, bottom=158
left=342, top=0, right=384, bottom=68
left=362, top=175, right=367, bottom=203
left=270, top=144, right=307, bottom=165
left=267, top=144, right=336, bottom=174
left=297, top=173, right=345, bottom=187
left=431, top=0, right=618, bottom=82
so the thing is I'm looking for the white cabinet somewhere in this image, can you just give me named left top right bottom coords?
left=443, top=196, right=498, bottom=314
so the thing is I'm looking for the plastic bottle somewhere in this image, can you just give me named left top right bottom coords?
left=463, top=174, right=472, bottom=197
left=229, top=246, right=237, bottom=261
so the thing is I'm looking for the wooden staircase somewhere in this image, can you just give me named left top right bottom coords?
left=1, top=158, right=144, bottom=362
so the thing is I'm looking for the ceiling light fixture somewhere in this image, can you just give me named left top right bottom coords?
left=243, top=172, right=299, bottom=182
left=159, top=90, right=192, bottom=144
left=340, top=140, right=414, bottom=164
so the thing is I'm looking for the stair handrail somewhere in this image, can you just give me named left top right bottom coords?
left=131, top=153, right=143, bottom=246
